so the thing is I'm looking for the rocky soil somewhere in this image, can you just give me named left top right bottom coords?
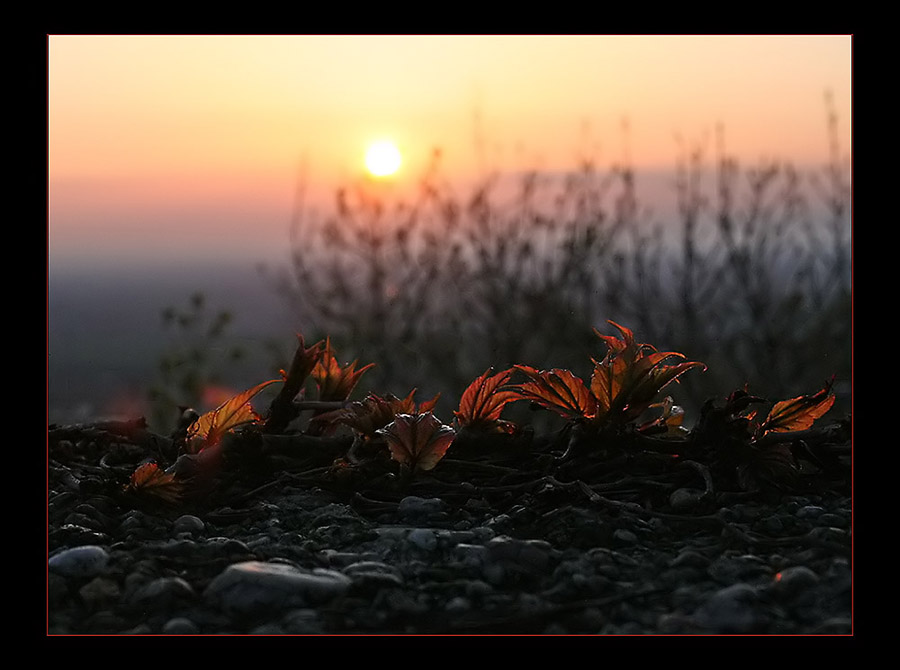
left=48, top=419, right=852, bottom=635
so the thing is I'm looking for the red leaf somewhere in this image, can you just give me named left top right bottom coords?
left=378, top=413, right=456, bottom=472
left=311, top=338, right=374, bottom=402
left=512, top=365, right=598, bottom=420
left=186, top=379, right=279, bottom=452
left=125, top=462, right=183, bottom=504
left=454, top=368, right=518, bottom=428
left=761, top=382, right=836, bottom=435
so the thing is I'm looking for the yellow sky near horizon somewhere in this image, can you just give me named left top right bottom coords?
left=48, top=35, right=852, bottom=265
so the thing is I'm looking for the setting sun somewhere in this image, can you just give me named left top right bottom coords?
left=365, top=140, right=403, bottom=178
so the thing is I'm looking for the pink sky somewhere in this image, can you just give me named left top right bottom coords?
left=48, top=35, right=852, bottom=269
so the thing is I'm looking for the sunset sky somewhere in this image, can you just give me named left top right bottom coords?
left=48, top=35, right=852, bottom=270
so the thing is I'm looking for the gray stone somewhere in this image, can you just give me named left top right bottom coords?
left=695, top=583, right=763, bottom=633
left=78, top=577, right=121, bottom=609
left=204, top=561, right=351, bottom=617
left=131, top=576, right=196, bottom=610
left=398, top=496, right=445, bottom=521
left=162, top=617, right=200, bottom=634
left=281, top=608, right=325, bottom=634
left=770, top=565, right=820, bottom=600
left=173, top=514, right=206, bottom=536
left=49, top=545, right=109, bottom=579
left=669, top=487, right=705, bottom=511
left=613, top=529, right=638, bottom=544
left=407, top=528, right=437, bottom=551
left=796, top=505, right=826, bottom=519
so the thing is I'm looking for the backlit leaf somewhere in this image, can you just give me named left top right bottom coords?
left=378, top=412, right=456, bottom=472
left=125, top=462, right=183, bottom=504
left=590, top=355, right=628, bottom=417
left=761, top=381, right=836, bottom=435
left=591, top=322, right=705, bottom=423
left=312, top=338, right=375, bottom=402
left=186, top=379, right=279, bottom=452
left=454, top=368, right=518, bottom=428
left=512, top=365, right=598, bottom=420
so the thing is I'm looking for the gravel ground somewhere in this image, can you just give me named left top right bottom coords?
left=48, top=420, right=852, bottom=635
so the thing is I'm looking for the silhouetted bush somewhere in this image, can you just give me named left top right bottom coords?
left=265, top=100, right=850, bottom=425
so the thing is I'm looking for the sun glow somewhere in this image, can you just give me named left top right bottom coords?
left=365, top=140, right=403, bottom=178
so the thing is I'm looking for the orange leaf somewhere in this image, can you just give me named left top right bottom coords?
left=761, top=382, right=836, bottom=435
left=187, top=379, right=280, bottom=452
left=512, top=365, right=598, bottom=420
left=125, top=462, right=183, bottom=504
left=378, top=413, right=456, bottom=472
left=590, top=355, right=628, bottom=416
left=454, top=368, right=518, bottom=428
left=591, top=321, right=705, bottom=423
left=312, top=338, right=375, bottom=402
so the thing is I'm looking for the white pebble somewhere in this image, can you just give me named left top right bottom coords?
left=49, top=545, right=109, bottom=579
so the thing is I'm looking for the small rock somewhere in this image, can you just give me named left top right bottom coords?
left=613, top=529, right=638, bottom=544
left=343, top=561, right=404, bottom=592
left=162, top=617, right=200, bottom=634
left=796, top=505, right=826, bottom=519
left=669, top=549, right=709, bottom=568
left=173, top=514, right=206, bottom=537
left=250, top=623, right=286, bottom=634
left=131, top=576, right=196, bottom=611
left=78, top=577, right=121, bottom=609
left=49, top=545, right=109, bottom=579
left=281, top=608, right=324, bottom=634
left=695, top=583, right=763, bottom=633
left=445, top=596, right=471, bottom=613
left=204, top=561, right=351, bottom=617
left=771, top=566, right=820, bottom=600
left=669, top=487, right=705, bottom=511
left=707, top=554, right=770, bottom=584
left=398, top=496, right=445, bottom=522
left=407, top=528, right=437, bottom=551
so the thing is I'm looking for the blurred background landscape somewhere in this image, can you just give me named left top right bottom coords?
left=48, top=35, right=852, bottom=432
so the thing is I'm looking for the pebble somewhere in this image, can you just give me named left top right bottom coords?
left=130, top=576, right=196, bottom=611
left=669, top=549, right=710, bottom=568
left=204, top=561, right=351, bottom=617
left=162, top=617, right=200, bottom=634
left=796, top=505, right=826, bottom=519
left=49, top=545, right=109, bottom=579
left=695, top=583, right=763, bottom=633
left=78, top=577, right=120, bottom=609
left=669, top=487, right=705, bottom=511
left=281, top=608, right=325, bottom=634
left=398, top=496, right=445, bottom=522
left=407, top=528, right=437, bottom=551
left=707, top=553, right=770, bottom=584
left=342, top=561, right=404, bottom=591
left=173, top=514, right=206, bottom=537
left=482, top=536, right=554, bottom=585
left=770, top=565, right=820, bottom=600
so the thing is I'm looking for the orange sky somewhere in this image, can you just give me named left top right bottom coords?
left=48, top=35, right=852, bottom=267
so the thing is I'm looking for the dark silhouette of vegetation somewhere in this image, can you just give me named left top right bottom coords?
left=263, top=96, right=850, bottom=425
